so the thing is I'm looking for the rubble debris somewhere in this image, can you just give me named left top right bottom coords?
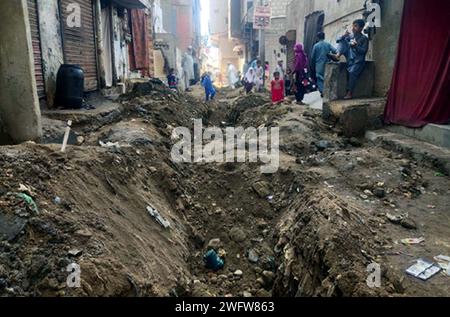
left=247, top=249, right=259, bottom=264
left=400, top=217, right=418, bottom=230
left=252, top=181, right=271, bottom=199
left=68, top=249, right=83, bottom=257
left=373, top=187, right=386, bottom=198
left=229, top=227, right=246, bottom=243
left=207, top=238, right=221, bottom=250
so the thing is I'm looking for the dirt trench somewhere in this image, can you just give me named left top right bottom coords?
left=1, top=84, right=449, bottom=297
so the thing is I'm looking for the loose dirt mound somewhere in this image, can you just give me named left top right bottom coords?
left=1, top=86, right=449, bottom=297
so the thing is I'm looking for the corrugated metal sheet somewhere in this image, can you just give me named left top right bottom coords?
left=60, top=0, right=99, bottom=91
left=27, top=0, right=45, bottom=98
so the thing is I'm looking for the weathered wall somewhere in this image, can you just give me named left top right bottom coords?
left=210, top=0, right=228, bottom=36
left=286, top=0, right=314, bottom=41
left=0, top=0, right=42, bottom=143
left=372, top=0, right=404, bottom=96
left=36, top=0, right=64, bottom=107
left=264, top=0, right=291, bottom=79
left=112, top=7, right=130, bottom=82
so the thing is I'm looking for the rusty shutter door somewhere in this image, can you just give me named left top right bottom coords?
left=27, top=0, right=45, bottom=98
left=60, top=0, right=99, bottom=91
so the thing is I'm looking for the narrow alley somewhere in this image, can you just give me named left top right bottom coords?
left=0, top=0, right=449, bottom=305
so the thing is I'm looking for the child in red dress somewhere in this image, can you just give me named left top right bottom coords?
left=271, top=71, right=285, bottom=104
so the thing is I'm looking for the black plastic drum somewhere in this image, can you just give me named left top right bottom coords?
left=55, top=64, right=84, bottom=109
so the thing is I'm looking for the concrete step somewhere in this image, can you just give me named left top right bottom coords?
left=386, top=124, right=450, bottom=149
left=323, top=97, right=386, bottom=137
left=366, top=129, right=450, bottom=175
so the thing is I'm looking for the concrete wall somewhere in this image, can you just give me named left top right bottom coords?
left=36, top=0, right=64, bottom=107
left=210, top=0, right=229, bottom=36
left=286, top=0, right=314, bottom=41
left=264, top=0, right=291, bottom=79
left=372, top=0, right=404, bottom=96
left=0, top=0, right=42, bottom=143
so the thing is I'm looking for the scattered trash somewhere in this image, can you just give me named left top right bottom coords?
left=218, top=248, right=227, bottom=259
left=203, top=249, right=224, bottom=271
left=267, top=195, right=274, bottom=201
left=401, top=237, right=425, bottom=245
left=324, top=181, right=334, bottom=188
left=99, top=141, right=121, bottom=149
left=434, top=255, right=450, bottom=275
left=18, top=184, right=35, bottom=196
left=16, top=193, right=38, bottom=214
left=53, top=196, right=62, bottom=205
left=406, top=259, right=441, bottom=281
left=146, top=206, right=170, bottom=229
left=233, top=269, right=243, bottom=277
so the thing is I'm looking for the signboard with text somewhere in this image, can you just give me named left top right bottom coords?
left=254, top=5, right=272, bottom=30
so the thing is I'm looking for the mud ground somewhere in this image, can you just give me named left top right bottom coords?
left=0, top=83, right=449, bottom=297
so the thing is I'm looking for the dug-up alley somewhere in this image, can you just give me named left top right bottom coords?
left=0, top=0, right=450, bottom=301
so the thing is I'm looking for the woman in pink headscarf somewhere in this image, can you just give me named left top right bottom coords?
left=293, top=44, right=308, bottom=104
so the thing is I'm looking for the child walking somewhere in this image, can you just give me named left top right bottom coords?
left=271, top=71, right=285, bottom=104
left=201, top=72, right=216, bottom=101
left=167, top=68, right=178, bottom=90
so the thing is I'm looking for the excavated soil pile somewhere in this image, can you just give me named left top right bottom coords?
left=0, top=88, right=449, bottom=297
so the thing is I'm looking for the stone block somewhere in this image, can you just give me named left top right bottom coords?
left=324, top=61, right=375, bottom=101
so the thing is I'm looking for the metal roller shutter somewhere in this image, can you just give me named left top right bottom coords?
left=60, top=0, right=99, bottom=91
left=27, top=0, right=45, bottom=98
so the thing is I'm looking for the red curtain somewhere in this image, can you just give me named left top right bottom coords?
left=129, top=9, right=150, bottom=77
left=384, top=0, right=450, bottom=127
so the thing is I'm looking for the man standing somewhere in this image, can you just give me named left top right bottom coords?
left=310, top=32, right=338, bottom=95
left=227, top=63, right=238, bottom=89
left=182, top=46, right=195, bottom=92
left=332, top=19, right=369, bottom=99
left=255, top=60, right=264, bottom=92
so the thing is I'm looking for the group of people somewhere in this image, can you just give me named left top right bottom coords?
left=243, top=60, right=265, bottom=94
left=170, top=19, right=369, bottom=104
left=242, top=19, right=369, bottom=104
